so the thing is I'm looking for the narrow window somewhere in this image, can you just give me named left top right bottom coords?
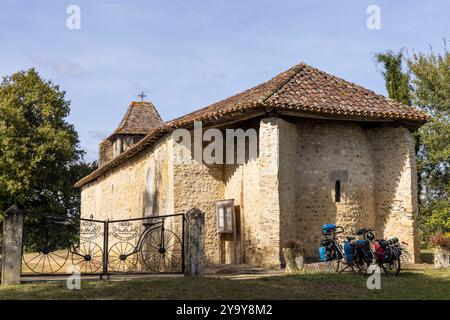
left=335, top=180, right=341, bottom=203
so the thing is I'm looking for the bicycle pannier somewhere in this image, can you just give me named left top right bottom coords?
left=343, top=241, right=355, bottom=262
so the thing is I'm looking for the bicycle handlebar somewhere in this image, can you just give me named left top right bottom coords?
left=322, top=225, right=345, bottom=236
left=335, top=226, right=344, bottom=234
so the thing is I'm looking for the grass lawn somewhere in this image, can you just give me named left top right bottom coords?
left=0, top=267, right=449, bottom=300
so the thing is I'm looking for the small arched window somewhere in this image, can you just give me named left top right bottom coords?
left=335, top=180, right=341, bottom=203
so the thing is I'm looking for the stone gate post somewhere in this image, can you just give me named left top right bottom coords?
left=184, top=208, right=205, bottom=277
left=1, top=205, right=25, bottom=286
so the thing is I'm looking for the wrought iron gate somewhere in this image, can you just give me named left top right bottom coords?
left=21, top=212, right=185, bottom=277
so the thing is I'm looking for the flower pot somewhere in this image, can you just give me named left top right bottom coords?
left=283, top=248, right=305, bottom=273
left=434, top=246, right=450, bottom=269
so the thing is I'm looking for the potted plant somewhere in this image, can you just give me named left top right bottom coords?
left=430, top=234, right=450, bottom=269
left=282, top=240, right=305, bottom=273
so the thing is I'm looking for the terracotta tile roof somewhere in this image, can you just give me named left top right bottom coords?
left=75, top=62, right=429, bottom=187
left=165, top=63, right=429, bottom=124
left=113, top=101, right=163, bottom=136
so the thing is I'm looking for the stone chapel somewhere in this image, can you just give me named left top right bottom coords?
left=76, top=62, right=429, bottom=267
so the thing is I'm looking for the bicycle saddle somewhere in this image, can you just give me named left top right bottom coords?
left=356, top=228, right=367, bottom=235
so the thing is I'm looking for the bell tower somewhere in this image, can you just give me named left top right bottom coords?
left=99, top=100, right=163, bottom=166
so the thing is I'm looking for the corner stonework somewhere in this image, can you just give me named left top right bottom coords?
left=369, top=126, right=420, bottom=263
left=258, top=117, right=298, bottom=268
left=258, top=118, right=282, bottom=267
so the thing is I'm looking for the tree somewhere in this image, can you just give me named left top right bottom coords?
left=0, top=69, right=96, bottom=218
left=374, top=50, right=424, bottom=206
left=407, top=46, right=450, bottom=238
left=375, top=50, right=412, bottom=106
left=375, top=48, right=450, bottom=243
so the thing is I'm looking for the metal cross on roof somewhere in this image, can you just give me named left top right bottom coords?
left=138, top=91, right=147, bottom=102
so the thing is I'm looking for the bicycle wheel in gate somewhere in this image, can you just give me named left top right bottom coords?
left=140, top=228, right=183, bottom=273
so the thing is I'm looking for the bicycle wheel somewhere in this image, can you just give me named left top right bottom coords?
left=353, top=261, right=370, bottom=274
left=108, top=242, right=138, bottom=272
left=381, top=251, right=401, bottom=276
left=23, top=249, right=69, bottom=274
left=324, top=259, right=341, bottom=272
left=71, top=242, right=103, bottom=273
left=140, top=228, right=183, bottom=272
left=329, top=244, right=345, bottom=272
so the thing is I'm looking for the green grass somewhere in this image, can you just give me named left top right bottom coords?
left=1, top=267, right=449, bottom=300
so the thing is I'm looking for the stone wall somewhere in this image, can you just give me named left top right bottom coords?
left=81, top=116, right=421, bottom=267
left=278, top=119, right=299, bottom=258
left=223, top=158, right=260, bottom=265
left=82, top=129, right=227, bottom=265
left=256, top=118, right=283, bottom=267
left=170, top=128, right=225, bottom=264
left=99, top=139, right=113, bottom=166
left=81, top=134, right=174, bottom=221
left=221, top=117, right=379, bottom=266
left=222, top=118, right=285, bottom=268
left=275, top=119, right=419, bottom=262
left=223, top=117, right=380, bottom=266
left=172, top=160, right=224, bottom=264
left=368, top=126, right=420, bottom=263
left=282, top=119, right=377, bottom=258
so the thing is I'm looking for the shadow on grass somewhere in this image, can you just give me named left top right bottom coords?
left=1, top=269, right=449, bottom=300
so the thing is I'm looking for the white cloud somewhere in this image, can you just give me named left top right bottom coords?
left=33, top=55, right=84, bottom=77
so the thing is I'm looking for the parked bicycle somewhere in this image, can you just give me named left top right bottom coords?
left=343, top=227, right=402, bottom=276
left=319, top=224, right=403, bottom=276
left=357, top=228, right=402, bottom=276
left=319, top=224, right=352, bottom=273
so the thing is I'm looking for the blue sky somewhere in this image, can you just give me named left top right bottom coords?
left=0, top=0, right=448, bottom=161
